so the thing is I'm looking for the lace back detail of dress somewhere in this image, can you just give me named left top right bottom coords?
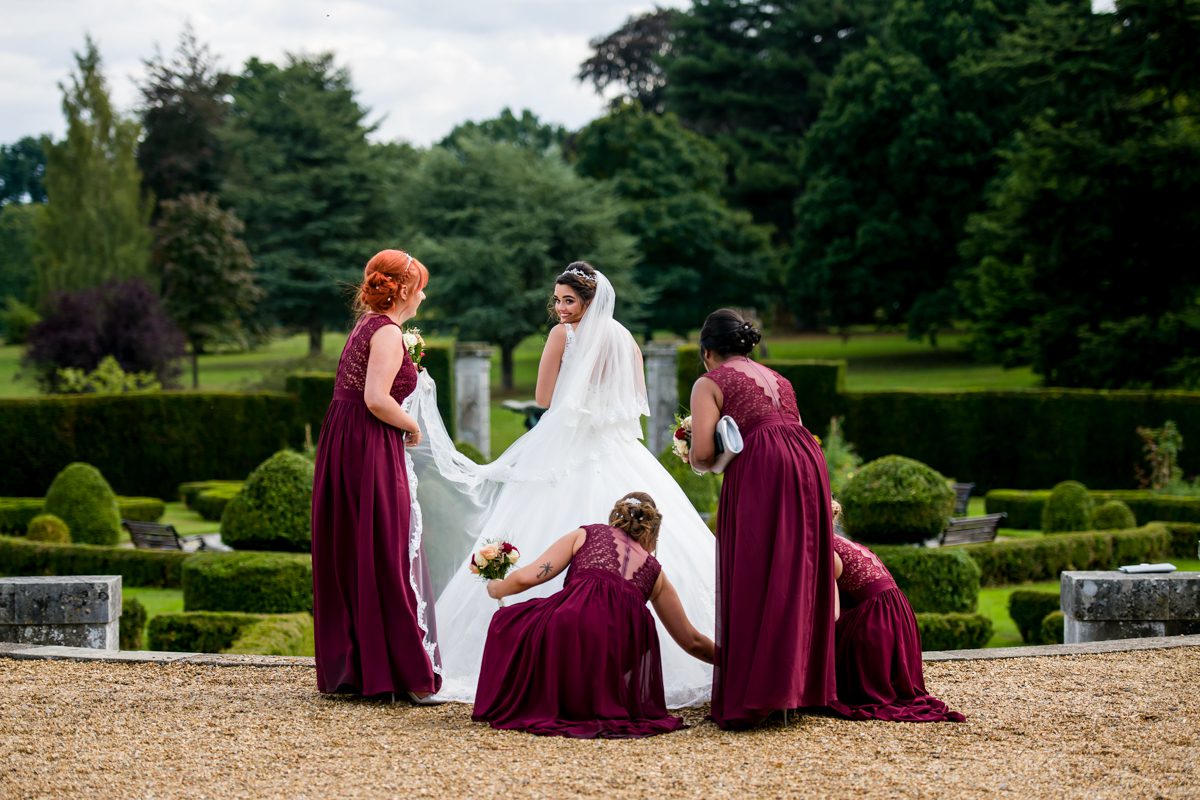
left=706, top=361, right=801, bottom=430
left=572, top=524, right=660, bottom=599
left=833, top=536, right=895, bottom=597
left=335, top=315, right=394, bottom=392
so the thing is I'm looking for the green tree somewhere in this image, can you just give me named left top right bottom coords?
left=221, top=54, right=380, bottom=355
left=790, top=0, right=1036, bottom=335
left=0, top=203, right=43, bottom=302
left=962, top=0, right=1200, bottom=388
left=36, top=36, right=153, bottom=305
left=137, top=24, right=232, bottom=209
left=400, top=134, right=637, bottom=389
left=578, top=8, right=682, bottom=113
left=665, top=0, right=887, bottom=237
left=572, top=103, right=775, bottom=338
left=441, top=107, right=566, bottom=152
left=0, top=136, right=48, bottom=205
left=153, top=193, right=262, bottom=388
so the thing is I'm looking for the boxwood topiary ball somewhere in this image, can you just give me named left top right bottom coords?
left=26, top=513, right=71, bottom=543
left=840, top=455, right=955, bottom=545
left=43, top=462, right=121, bottom=545
left=220, top=451, right=314, bottom=551
left=1091, top=499, right=1136, bottom=531
left=1042, top=480, right=1094, bottom=534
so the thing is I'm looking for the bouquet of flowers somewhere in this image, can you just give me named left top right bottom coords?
left=670, top=413, right=692, bottom=463
left=402, top=327, right=426, bottom=370
left=469, top=539, right=520, bottom=581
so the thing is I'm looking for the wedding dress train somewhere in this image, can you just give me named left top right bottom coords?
left=404, top=271, right=715, bottom=707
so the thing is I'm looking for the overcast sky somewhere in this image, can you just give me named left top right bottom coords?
left=0, top=0, right=688, bottom=147
left=2, top=0, right=1117, bottom=149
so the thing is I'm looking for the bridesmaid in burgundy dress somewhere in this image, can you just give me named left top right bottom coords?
left=311, top=249, right=441, bottom=701
left=689, top=309, right=837, bottom=729
left=829, top=502, right=965, bottom=722
left=473, top=492, right=715, bottom=738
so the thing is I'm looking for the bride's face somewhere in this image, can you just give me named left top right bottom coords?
left=554, top=285, right=587, bottom=325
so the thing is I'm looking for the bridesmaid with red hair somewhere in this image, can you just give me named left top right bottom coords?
left=311, top=249, right=441, bottom=701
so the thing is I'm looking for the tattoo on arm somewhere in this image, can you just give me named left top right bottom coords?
left=537, top=562, right=552, bottom=580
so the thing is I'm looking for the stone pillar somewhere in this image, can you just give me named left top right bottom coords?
left=1061, top=570, right=1200, bottom=644
left=0, top=575, right=122, bottom=649
left=644, top=342, right=680, bottom=457
left=455, top=342, right=494, bottom=460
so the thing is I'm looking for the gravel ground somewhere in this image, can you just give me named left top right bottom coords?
left=1, top=648, right=1196, bottom=799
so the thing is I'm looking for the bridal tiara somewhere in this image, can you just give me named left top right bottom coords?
left=560, top=267, right=595, bottom=284
left=623, top=497, right=643, bottom=506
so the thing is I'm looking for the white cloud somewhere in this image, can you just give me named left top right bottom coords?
left=0, top=0, right=687, bottom=146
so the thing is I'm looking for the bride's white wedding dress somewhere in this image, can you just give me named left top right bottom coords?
left=404, top=271, right=715, bottom=707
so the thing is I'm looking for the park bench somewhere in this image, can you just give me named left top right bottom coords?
left=952, top=482, right=975, bottom=515
left=938, top=512, right=1006, bottom=547
left=123, top=519, right=209, bottom=552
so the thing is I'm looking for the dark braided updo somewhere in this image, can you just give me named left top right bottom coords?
left=699, top=308, right=762, bottom=357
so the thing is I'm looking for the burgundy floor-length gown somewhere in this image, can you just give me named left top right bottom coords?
left=311, top=313, right=440, bottom=697
left=828, top=535, right=965, bottom=722
left=705, top=361, right=837, bottom=729
left=473, top=524, right=684, bottom=738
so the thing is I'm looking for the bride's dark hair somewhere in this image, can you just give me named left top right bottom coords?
left=699, top=308, right=762, bottom=356
left=609, top=491, right=662, bottom=552
left=553, top=261, right=597, bottom=300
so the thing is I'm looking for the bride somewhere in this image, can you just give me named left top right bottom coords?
left=403, top=262, right=716, bottom=707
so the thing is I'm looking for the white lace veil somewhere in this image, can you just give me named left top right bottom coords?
left=402, top=269, right=649, bottom=597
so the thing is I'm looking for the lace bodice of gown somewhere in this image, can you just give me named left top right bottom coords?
left=333, top=314, right=417, bottom=403
left=833, top=535, right=897, bottom=600
left=704, top=360, right=801, bottom=432
left=566, top=524, right=661, bottom=600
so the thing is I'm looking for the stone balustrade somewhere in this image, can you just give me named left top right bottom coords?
left=0, top=575, right=122, bottom=649
left=1060, top=570, right=1200, bottom=644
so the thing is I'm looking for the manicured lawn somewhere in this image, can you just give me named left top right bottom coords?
left=161, top=501, right=219, bottom=535
left=125, top=586, right=184, bottom=619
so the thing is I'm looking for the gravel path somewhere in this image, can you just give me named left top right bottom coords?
left=1, top=648, right=1196, bottom=799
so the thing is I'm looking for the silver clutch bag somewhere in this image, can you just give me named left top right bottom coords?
left=711, top=415, right=743, bottom=474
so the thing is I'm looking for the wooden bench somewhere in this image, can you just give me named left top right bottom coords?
left=500, top=399, right=547, bottom=431
left=952, top=482, right=975, bottom=516
left=938, top=512, right=1006, bottom=547
left=123, top=520, right=209, bottom=552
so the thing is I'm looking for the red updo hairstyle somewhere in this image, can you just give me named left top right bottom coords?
left=356, top=249, right=429, bottom=316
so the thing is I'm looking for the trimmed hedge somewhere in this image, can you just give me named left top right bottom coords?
left=119, top=596, right=147, bottom=650
left=148, top=611, right=259, bottom=652
left=873, top=545, right=980, bottom=613
left=1008, top=590, right=1061, bottom=644
left=0, top=495, right=165, bottom=535
left=26, top=514, right=69, bottom=543
left=0, top=535, right=189, bottom=587
left=840, top=456, right=955, bottom=545
left=962, top=524, right=1170, bottom=586
left=286, top=341, right=456, bottom=442
left=219, top=451, right=313, bottom=551
left=1166, top=523, right=1199, bottom=559
left=1041, top=611, right=1065, bottom=645
left=1092, top=500, right=1136, bottom=531
left=0, top=392, right=304, bottom=498
left=914, top=612, right=994, bottom=651
left=0, top=498, right=43, bottom=534
left=192, top=484, right=242, bottom=522
left=986, top=489, right=1200, bottom=530
left=841, top=389, right=1200, bottom=493
left=676, top=344, right=704, bottom=411
left=182, top=551, right=313, bottom=613
left=148, top=611, right=313, bottom=655
left=1042, top=481, right=1094, bottom=534
left=44, top=463, right=121, bottom=545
